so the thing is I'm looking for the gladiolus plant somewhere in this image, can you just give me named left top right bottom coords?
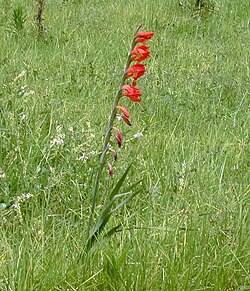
left=86, top=26, right=153, bottom=251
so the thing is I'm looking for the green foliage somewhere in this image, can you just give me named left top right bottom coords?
left=86, top=164, right=142, bottom=251
left=11, top=4, right=27, bottom=33
left=0, top=0, right=249, bottom=289
left=179, top=0, right=215, bottom=18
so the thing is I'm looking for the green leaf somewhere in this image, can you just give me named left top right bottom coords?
left=108, top=164, right=132, bottom=201
left=86, top=164, right=142, bottom=251
left=112, top=188, right=142, bottom=213
left=104, top=224, right=122, bottom=238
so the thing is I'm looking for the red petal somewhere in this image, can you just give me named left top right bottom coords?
left=114, top=127, right=123, bottom=147
left=116, top=105, right=130, bottom=118
left=131, top=46, right=150, bottom=62
left=122, top=85, right=141, bottom=98
left=107, top=162, right=113, bottom=176
left=136, top=31, right=154, bottom=43
left=112, top=150, right=117, bottom=161
left=127, top=63, right=146, bottom=80
left=121, top=115, right=132, bottom=126
left=127, top=95, right=141, bottom=102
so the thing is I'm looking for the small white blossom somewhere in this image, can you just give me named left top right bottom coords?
left=14, top=202, right=21, bottom=210
left=133, top=132, right=143, bottom=139
left=56, top=125, right=63, bottom=132
left=16, top=193, right=33, bottom=202
left=0, top=168, right=6, bottom=179
left=20, top=69, right=26, bottom=76
left=13, top=69, right=26, bottom=82
left=50, top=125, right=66, bottom=148
left=78, top=150, right=96, bottom=162
left=79, top=153, right=87, bottom=162
left=18, top=85, right=28, bottom=96
left=50, top=135, right=65, bottom=147
left=23, top=89, right=35, bottom=97
left=20, top=113, right=27, bottom=122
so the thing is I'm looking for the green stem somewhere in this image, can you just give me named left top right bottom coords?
left=86, top=25, right=142, bottom=239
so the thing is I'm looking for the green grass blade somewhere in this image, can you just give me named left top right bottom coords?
left=108, top=164, right=132, bottom=201
left=112, top=189, right=142, bottom=213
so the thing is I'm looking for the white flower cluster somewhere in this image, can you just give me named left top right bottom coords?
left=14, top=193, right=33, bottom=210
left=78, top=150, right=97, bottom=162
left=18, top=85, right=35, bottom=97
left=178, top=162, right=187, bottom=192
left=133, top=132, right=143, bottom=139
left=13, top=69, right=26, bottom=82
left=50, top=125, right=66, bottom=148
left=16, top=193, right=33, bottom=202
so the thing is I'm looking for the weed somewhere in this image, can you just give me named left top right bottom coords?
left=11, top=4, right=27, bottom=33
left=195, top=0, right=215, bottom=16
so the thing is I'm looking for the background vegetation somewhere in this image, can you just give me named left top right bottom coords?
left=0, top=0, right=249, bottom=289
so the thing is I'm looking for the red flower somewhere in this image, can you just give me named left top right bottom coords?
left=107, top=162, right=113, bottom=176
left=122, top=85, right=141, bottom=102
left=116, top=105, right=132, bottom=126
left=121, top=115, right=132, bottom=126
left=116, top=105, right=130, bottom=118
left=127, top=64, right=146, bottom=85
left=114, top=127, right=123, bottom=147
left=110, top=149, right=117, bottom=161
left=131, top=45, right=150, bottom=62
left=136, top=31, right=154, bottom=43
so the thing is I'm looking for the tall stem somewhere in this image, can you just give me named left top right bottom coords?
left=86, top=25, right=141, bottom=238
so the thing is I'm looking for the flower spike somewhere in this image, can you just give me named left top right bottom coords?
left=87, top=28, right=154, bottom=243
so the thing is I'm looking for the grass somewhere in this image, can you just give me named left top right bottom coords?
left=0, top=0, right=249, bottom=290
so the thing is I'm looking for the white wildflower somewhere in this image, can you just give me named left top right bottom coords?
left=23, top=89, right=35, bottom=97
left=14, top=202, right=21, bottom=211
left=20, top=69, right=26, bottom=76
left=20, top=113, right=27, bottom=123
left=13, top=69, right=26, bottom=82
left=18, top=85, right=28, bottom=96
left=177, top=162, right=187, bottom=192
left=16, top=193, right=33, bottom=202
left=78, top=150, right=96, bottom=162
left=79, top=153, right=87, bottom=162
left=56, top=125, right=63, bottom=132
left=50, top=125, right=66, bottom=148
left=0, top=168, right=6, bottom=179
left=133, top=132, right=143, bottom=139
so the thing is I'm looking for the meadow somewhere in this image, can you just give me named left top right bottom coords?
left=0, top=0, right=249, bottom=290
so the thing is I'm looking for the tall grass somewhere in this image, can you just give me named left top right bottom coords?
left=0, top=0, right=249, bottom=289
